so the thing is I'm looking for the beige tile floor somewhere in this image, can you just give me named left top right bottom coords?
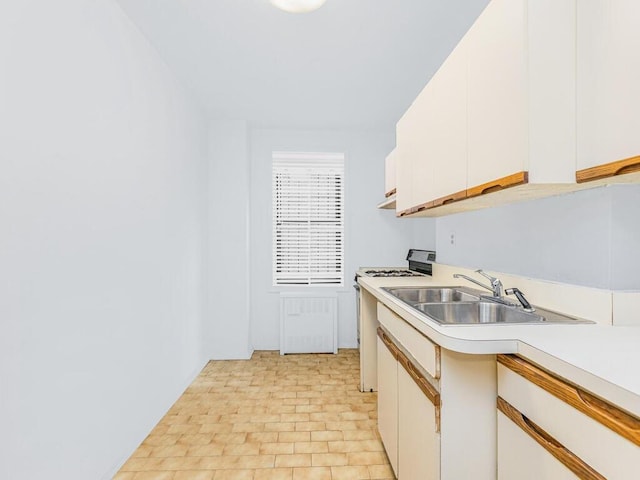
left=115, top=349, right=394, bottom=480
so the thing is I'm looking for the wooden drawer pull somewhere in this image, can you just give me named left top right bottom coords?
left=481, top=183, right=506, bottom=195
left=466, top=171, right=529, bottom=198
left=377, top=327, right=398, bottom=359
left=498, top=354, right=640, bottom=446
left=576, top=389, right=640, bottom=439
left=616, top=161, right=640, bottom=176
left=576, top=155, right=640, bottom=183
left=498, top=397, right=606, bottom=480
left=431, top=189, right=467, bottom=208
left=397, top=350, right=440, bottom=407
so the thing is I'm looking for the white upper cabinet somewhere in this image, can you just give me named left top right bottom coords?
left=392, top=0, right=580, bottom=216
left=395, top=32, right=468, bottom=214
left=467, top=0, right=577, bottom=189
left=577, top=0, right=640, bottom=180
left=467, top=0, right=528, bottom=189
left=428, top=37, right=469, bottom=205
left=384, top=149, right=397, bottom=197
left=394, top=104, right=417, bottom=213
left=409, top=81, right=437, bottom=209
left=526, top=0, right=577, bottom=184
left=395, top=83, right=437, bottom=213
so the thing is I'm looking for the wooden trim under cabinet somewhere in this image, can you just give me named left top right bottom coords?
left=576, top=155, right=640, bottom=183
left=377, top=327, right=399, bottom=360
left=498, top=397, right=606, bottom=480
left=377, top=326, right=441, bottom=431
left=397, top=202, right=433, bottom=217
left=497, top=355, right=640, bottom=447
left=397, top=350, right=441, bottom=408
left=384, top=188, right=397, bottom=198
left=430, top=188, right=468, bottom=208
left=466, top=171, right=529, bottom=198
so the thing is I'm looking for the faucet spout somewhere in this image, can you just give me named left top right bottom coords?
left=474, top=269, right=503, bottom=298
left=452, top=273, right=493, bottom=293
left=453, top=270, right=504, bottom=298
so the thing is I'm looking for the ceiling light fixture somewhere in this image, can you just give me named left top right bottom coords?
left=270, top=0, right=327, bottom=14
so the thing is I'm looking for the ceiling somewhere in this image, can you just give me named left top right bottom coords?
left=116, top=0, right=489, bottom=129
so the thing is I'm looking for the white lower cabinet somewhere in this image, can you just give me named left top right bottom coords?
left=497, top=354, right=640, bottom=480
left=377, top=326, right=440, bottom=479
left=398, top=363, right=440, bottom=480
left=376, top=303, right=497, bottom=479
left=497, top=409, right=579, bottom=480
left=377, top=334, right=398, bottom=476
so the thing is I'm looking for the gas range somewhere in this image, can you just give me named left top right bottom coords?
left=356, top=249, right=436, bottom=279
left=361, top=268, right=426, bottom=278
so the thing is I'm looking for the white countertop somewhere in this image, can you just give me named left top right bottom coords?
left=359, top=275, right=640, bottom=417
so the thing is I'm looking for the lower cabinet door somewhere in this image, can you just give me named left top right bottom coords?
left=377, top=337, right=398, bottom=476
left=498, top=411, right=579, bottom=480
left=398, top=366, right=440, bottom=480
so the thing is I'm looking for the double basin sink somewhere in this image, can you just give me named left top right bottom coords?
left=381, top=286, right=592, bottom=325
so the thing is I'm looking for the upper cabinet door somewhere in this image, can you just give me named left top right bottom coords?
left=384, top=149, right=397, bottom=196
left=410, top=82, right=437, bottom=210
left=428, top=37, right=469, bottom=204
left=577, top=0, right=640, bottom=174
left=395, top=103, right=418, bottom=214
left=467, top=0, right=528, bottom=188
left=395, top=83, right=437, bottom=214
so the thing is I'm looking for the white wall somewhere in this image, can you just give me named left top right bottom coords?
left=435, top=185, right=640, bottom=290
left=248, top=128, right=431, bottom=350
left=206, top=120, right=252, bottom=359
left=610, top=185, right=640, bottom=290
left=0, top=1, right=208, bottom=479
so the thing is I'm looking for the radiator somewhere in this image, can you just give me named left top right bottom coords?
left=280, top=293, right=338, bottom=355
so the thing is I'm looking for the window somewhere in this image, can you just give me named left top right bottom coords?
left=272, top=151, right=345, bottom=286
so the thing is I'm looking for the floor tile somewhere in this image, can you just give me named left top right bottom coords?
left=115, top=350, right=394, bottom=479
left=292, top=466, right=331, bottom=480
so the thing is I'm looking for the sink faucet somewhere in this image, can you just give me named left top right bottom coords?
left=453, top=270, right=536, bottom=312
left=453, top=269, right=503, bottom=298
left=505, top=287, right=536, bottom=312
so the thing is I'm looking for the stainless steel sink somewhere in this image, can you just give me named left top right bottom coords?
left=414, top=302, right=546, bottom=325
left=382, top=285, right=593, bottom=325
left=382, top=287, right=480, bottom=304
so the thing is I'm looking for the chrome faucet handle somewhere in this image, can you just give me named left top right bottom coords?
left=475, top=269, right=497, bottom=282
left=475, top=269, right=503, bottom=297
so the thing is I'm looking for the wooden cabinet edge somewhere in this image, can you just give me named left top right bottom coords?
left=497, top=397, right=606, bottom=480
left=397, top=202, right=433, bottom=217
left=397, top=350, right=441, bottom=407
left=378, top=326, right=441, bottom=431
left=497, top=354, right=640, bottom=446
left=576, top=155, right=640, bottom=183
left=397, top=349, right=441, bottom=433
left=396, top=172, right=529, bottom=217
left=467, top=171, right=529, bottom=198
left=377, top=327, right=399, bottom=360
left=431, top=189, right=467, bottom=208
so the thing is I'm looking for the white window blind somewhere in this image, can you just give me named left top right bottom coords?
left=272, top=151, right=345, bottom=286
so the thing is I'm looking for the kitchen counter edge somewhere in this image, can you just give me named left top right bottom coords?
left=358, top=275, right=640, bottom=418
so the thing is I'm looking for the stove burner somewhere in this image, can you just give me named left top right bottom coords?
left=364, top=269, right=423, bottom=277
